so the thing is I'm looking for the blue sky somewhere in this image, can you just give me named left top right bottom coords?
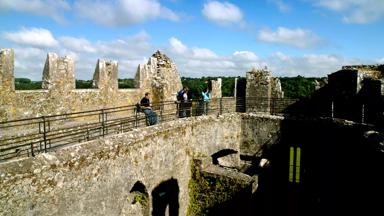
left=0, top=0, right=383, bottom=80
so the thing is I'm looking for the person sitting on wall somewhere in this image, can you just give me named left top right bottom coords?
left=140, top=92, right=158, bottom=125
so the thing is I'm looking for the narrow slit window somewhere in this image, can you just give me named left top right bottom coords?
left=289, top=146, right=301, bottom=183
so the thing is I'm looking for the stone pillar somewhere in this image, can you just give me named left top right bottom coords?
left=211, top=78, right=222, bottom=99
left=92, top=59, right=118, bottom=90
left=151, top=51, right=182, bottom=102
left=0, top=49, right=15, bottom=92
left=92, top=59, right=119, bottom=107
left=271, top=77, right=284, bottom=98
left=0, top=49, right=15, bottom=121
left=40, top=53, right=76, bottom=114
left=42, top=53, right=75, bottom=91
left=234, top=77, right=238, bottom=98
left=246, top=68, right=272, bottom=113
left=134, top=51, right=182, bottom=103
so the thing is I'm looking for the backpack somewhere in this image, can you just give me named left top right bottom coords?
left=177, top=90, right=184, bottom=101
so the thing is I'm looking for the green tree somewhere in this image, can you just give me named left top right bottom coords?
left=279, top=76, right=322, bottom=98
left=75, top=80, right=93, bottom=89
left=118, top=78, right=135, bottom=88
left=15, top=78, right=42, bottom=90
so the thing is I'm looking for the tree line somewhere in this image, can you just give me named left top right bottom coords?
left=14, top=76, right=325, bottom=99
left=14, top=78, right=135, bottom=90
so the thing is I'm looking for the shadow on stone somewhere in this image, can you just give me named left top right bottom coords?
left=130, top=181, right=149, bottom=216
left=152, top=178, right=179, bottom=216
left=211, top=149, right=238, bottom=166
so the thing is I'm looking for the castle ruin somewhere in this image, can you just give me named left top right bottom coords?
left=0, top=50, right=383, bottom=216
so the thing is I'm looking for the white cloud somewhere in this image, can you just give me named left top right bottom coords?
left=169, top=37, right=188, bottom=54
left=233, top=51, right=259, bottom=61
left=166, top=37, right=266, bottom=77
left=311, top=0, right=384, bottom=24
left=74, top=0, right=179, bottom=26
left=192, top=48, right=218, bottom=59
left=268, top=0, right=290, bottom=12
left=4, top=28, right=153, bottom=80
left=0, top=0, right=70, bottom=23
left=94, top=31, right=152, bottom=59
left=13, top=47, right=46, bottom=79
left=271, top=51, right=291, bottom=62
left=258, top=27, right=323, bottom=48
left=4, top=28, right=371, bottom=80
left=58, top=37, right=96, bottom=53
left=267, top=52, right=364, bottom=77
left=3, top=28, right=58, bottom=48
left=202, top=1, right=243, bottom=26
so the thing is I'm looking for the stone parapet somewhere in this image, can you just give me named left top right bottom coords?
left=0, top=49, right=183, bottom=121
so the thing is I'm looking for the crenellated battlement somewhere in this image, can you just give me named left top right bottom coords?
left=0, top=49, right=183, bottom=121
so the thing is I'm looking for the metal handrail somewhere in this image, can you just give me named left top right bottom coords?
left=0, top=97, right=380, bottom=162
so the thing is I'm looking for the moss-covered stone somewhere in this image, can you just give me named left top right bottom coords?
left=188, top=161, right=251, bottom=215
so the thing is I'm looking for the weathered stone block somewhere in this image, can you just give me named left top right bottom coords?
left=246, top=67, right=283, bottom=113
left=42, top=53, right=75, bottom=91
left=0, top=48, right=15, bottom=92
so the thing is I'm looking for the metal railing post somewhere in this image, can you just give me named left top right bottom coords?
left=361, top=104, right=365, bottom=123
left=190, top=101, right=193, bottom=117
left=219, top=98, right=223, bottom=115
left=30, top=143, right=34, bottom=157
left=160, top=105, right=163, bottom=123
left=42, top=116, right=48, bottom=153
left=105, top=111, right=108, bottom=135
left=331, top=101, right=334, bottom=118
left=135, top=108, right=138, bottom=128
left=101, top=109, right=106, bottom=136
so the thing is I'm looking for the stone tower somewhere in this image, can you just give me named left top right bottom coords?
left=134, top=50, right=182, bottom=103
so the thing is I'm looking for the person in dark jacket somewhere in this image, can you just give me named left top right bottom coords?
left=140, top=92, right=158, bottom=125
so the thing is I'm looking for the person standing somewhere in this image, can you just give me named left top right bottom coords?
left=183, top=88, right=192, bottom=117
left=201, top=88, right=210, bottom=115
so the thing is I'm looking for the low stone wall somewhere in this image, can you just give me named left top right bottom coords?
left=7, top=89, right=142, bottom=119
left=241, top=114, right=282, bottom=156
left=0, top=113, right=243, bottom=216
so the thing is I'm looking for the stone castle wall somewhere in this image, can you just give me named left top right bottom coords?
left=0, top=49, right=182, bottom=121
left=0, top=113, right=249, bottom=216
